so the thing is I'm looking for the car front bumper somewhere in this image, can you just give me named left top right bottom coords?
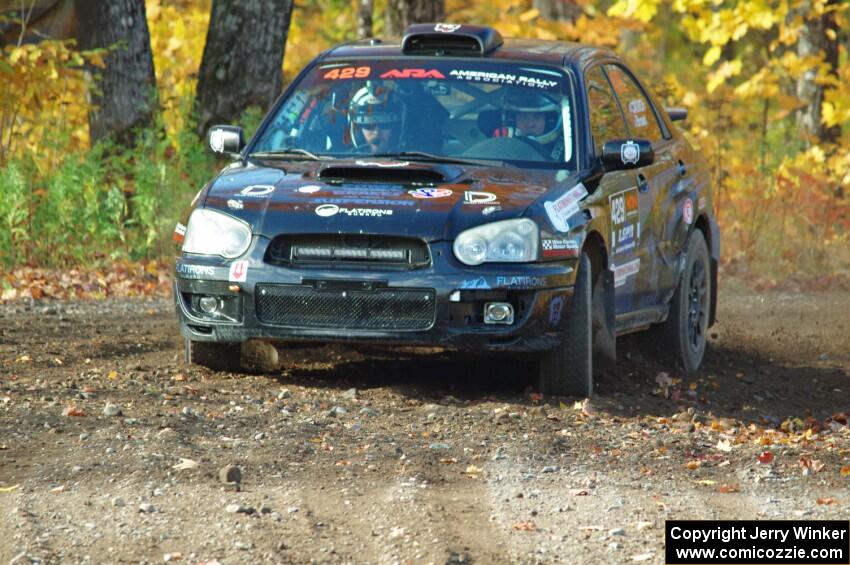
left=173, top=241, right=577, bottom=353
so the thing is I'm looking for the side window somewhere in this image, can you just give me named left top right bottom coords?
left=584, top=66, right=628, bottom=155
left=603, top=65, right=664, bottom=142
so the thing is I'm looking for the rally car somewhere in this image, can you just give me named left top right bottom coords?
left=173, top=23, right=720, bottom=396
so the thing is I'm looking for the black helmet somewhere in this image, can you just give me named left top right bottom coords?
left=502, top=90, right=562, bottom=145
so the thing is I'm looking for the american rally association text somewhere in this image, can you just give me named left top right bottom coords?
left=669, top=525, right=848, bottom=545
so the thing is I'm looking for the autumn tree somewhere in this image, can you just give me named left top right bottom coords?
left=795, top=0, right=841, bottom=145
left=357, top=0, right=373, bottom=38
left=194, top=0, right=294, bottom=136
left=533, top=0, right=581, bottom=22
left=384, top=0, right=444, bottom=37
left=75, top=0, right=157, bottom=146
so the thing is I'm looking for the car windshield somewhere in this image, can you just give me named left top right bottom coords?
left=251, top=59, right=576, bottom=170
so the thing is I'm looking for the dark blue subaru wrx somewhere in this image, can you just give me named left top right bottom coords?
left=173, top=23, right=720, bottom=396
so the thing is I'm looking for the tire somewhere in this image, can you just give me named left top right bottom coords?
left=657, top=230, right=711, bottom=372
left=538, top=253, right=593, bottom=397
left=184, top=338, right=241, bottom=372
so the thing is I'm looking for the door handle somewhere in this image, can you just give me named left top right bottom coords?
left=636, top=173, right=649, bottom=192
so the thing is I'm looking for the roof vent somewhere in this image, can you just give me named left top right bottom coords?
left=402, top=23, right=503, bottom=56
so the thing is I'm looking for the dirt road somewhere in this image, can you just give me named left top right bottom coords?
left=1, top=282, right=849, bottom=564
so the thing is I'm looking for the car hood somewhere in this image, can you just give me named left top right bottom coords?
left=203, top=159, right=579, bottom=241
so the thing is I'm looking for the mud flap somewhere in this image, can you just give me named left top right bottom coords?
left=592, top=269, right=616, bottom=370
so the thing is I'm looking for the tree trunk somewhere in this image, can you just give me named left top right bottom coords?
left=194, top=0, right=294, bottom=136
left=357, top=0, right=373, bottom=39
left=795, top=0, right=840, bottom=145
left=75, top=0, right=157, bottom=147
left=384, top=0, right=444, bottom=37
left=533, top=0, right=581, bottom=22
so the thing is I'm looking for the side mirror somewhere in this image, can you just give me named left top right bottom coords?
left=208, top=125, right=245, bottom=155
left=666, top=107, right=688, bottom=122
left=601, top=139, right=654, bottom=170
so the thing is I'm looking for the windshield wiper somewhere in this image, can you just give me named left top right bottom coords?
left=249, top=148, right=328, bottom=160
left=374, top=151, right=499, bottom=167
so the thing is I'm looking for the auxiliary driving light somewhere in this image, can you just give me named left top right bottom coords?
left=198, top=296, right=219, bottom=314
left=484, top=302, right=514, bottom=325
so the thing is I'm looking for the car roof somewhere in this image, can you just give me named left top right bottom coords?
left=321, top=34, right=616, bottom=70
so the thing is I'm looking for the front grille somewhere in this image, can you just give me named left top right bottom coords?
left=266, top=234, right=430, bottom=269
left=256, top=284, right=436, bottom=331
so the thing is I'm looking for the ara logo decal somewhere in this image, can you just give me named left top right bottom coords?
left=621, top=140, right=640, bottom=165
left=379, top=69, right=446, bottom=79
left=240, top=185, right=275, bottom=197
left=409, top=188, right=453, bottom=199
left=459, top=277, right=490, bottom=290
left=683, top=198, right=694, bottom=225
left=434, top=23, right=462, bottom=33
left=463, top=191, right=497, bottom=205
left=229, top=260, right=248, bottom=283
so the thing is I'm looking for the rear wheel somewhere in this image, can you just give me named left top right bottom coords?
left=184, top=338, right=241, bottom=372
left=538, top=253, right=593, bottom=397
left=656, top=230, right=711, bottom=372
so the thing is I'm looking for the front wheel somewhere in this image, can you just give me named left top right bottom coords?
left=657, top=230, right=711, bottom=372
left=538, top=253, right=593, bottom=397
left=184, top=338, right=241, bottom=372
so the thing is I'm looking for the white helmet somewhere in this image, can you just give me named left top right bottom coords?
left=503, top=90, right=562, bottom=145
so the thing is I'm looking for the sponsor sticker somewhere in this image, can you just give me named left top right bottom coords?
left=609, top=187, right=640, bottom=255
left=628, top=99, right=646, bottom=114
left=297, top=185, right=321, bottom=194
left=434, top=23, right=461, bottom=32
left=228, top=260, right=248, bottom=283
left=544, top=183, right=588, bottom=232
left=459, top=277, right=490, bottom=290
left=173, top=223, right=187, bottom=244
left=176, top=263, right=216, bottom=279
left=240, top=185, right=275, bottom=197
left=315, top=204, right=393, bottom=218
left=481, top=205, right=502, bottom=216
left=355, top=160, right=409, bottom=168
left=549, top=295, right=565, bottom=326
left=227, top=199, right=243, bottom=210
left=683, top=198, right=694, bottom=225
left=463, top=191, right=498, bottom=205
left=542, top=238, right=579, bottom=258
left=315, top=197, right=413, bottom=207
left=698, top=196, right=707, bottom=210
left=409, top=188, right=453, bottom=199
left=611, top=258, right=640, bottom=288
left=495, top=275, right=546, bottom=289
left=620, top=140, right=640, bottom=165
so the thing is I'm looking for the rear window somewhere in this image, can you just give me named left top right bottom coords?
left=251, top=59, right=577, bottom=170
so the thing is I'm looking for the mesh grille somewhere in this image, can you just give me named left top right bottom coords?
left=256, top=284, right=436, bottom=331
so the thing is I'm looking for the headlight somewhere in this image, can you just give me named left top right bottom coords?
left=182, top=208, right=252, bottom=258
left=453, top=219, right=539, bottom=265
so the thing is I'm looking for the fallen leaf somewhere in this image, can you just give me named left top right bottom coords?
left=757, top=451, right=774, bottom=464
left=635, top=521, right=653, bottom=531
left=570, top=488, right=589, bottom=496
left=840, top=466, right=850, bottom=476
left=578, top=525, right=604, bottom=531
left=512, top=520, right=537, bottom=531
left=632, top=554, right=654, bottom=562
left=107, top=370, right=118, bottom=380
left=171, top=458, right=198, bottom=471
left=716, top=439, right=732, bottom=452
left=529, top=392, right=543, bottom=402
left=816, top=497, right=836, bottom=505
left=62, top=406, right=86, bottom=417
left=719, top=484, right=740, bottom=493
left=0, top=484, right=19, bottom=493
left=464, top=464, right=483, bottom=476
left=696, top=479, right=716, bottom=486
left=439, top=457, right=458, bottom=464
left=50, top=485, right=66, bottom=492
left=686, top=460, right=701, bottom=470
left=16, top=355, right=30, bottom=363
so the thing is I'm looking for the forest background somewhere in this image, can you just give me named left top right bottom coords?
left=0, top=0, right=848, bottom=299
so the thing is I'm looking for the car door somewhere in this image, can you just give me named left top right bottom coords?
left=583, top=65, right=643, bottom=316
left=603, top=63, right=680, bottom=308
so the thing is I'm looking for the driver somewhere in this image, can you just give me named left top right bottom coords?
left=502, top=90, right=564, bottom=161
left=348, top=84, right=405, bottom=153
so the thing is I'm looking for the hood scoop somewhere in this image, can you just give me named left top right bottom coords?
left=318, top=165, right=446, bottom=185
